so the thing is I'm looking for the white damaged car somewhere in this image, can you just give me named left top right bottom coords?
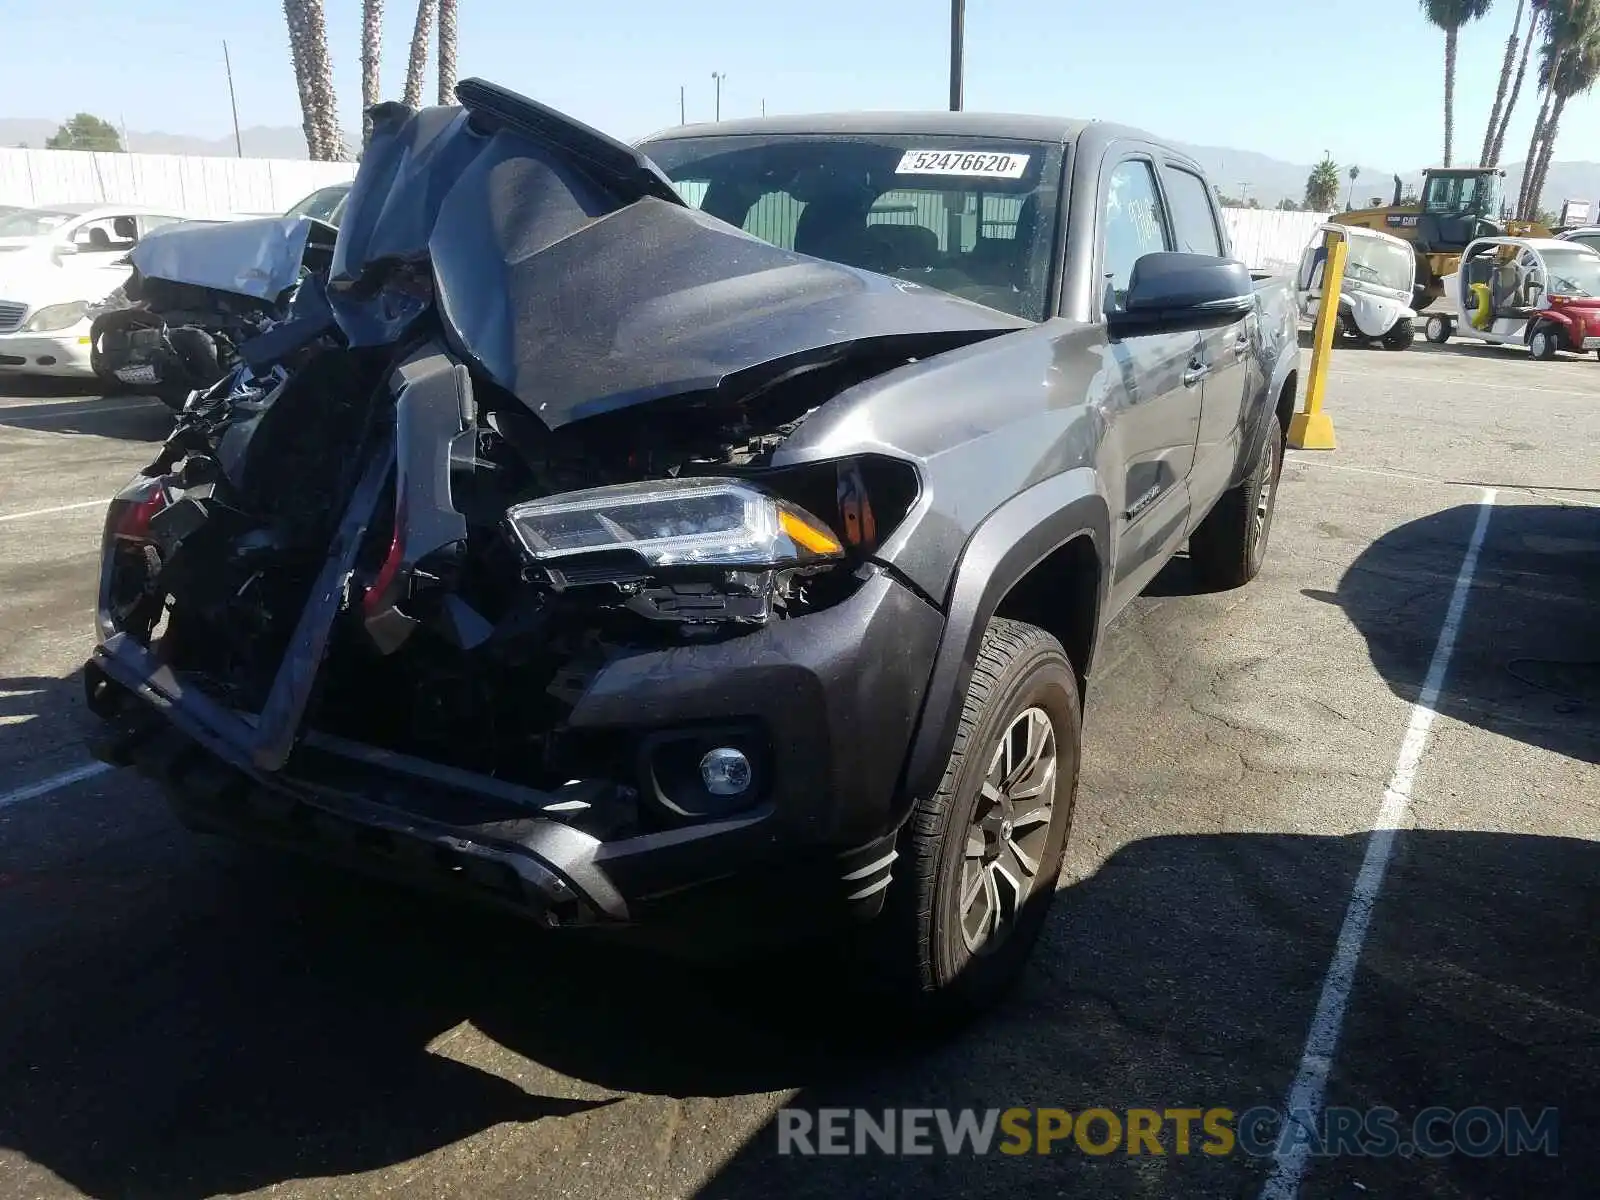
left=0, top=204, right=195, bottom=379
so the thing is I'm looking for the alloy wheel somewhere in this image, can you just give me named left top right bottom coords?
left=958, top=707, right=1058, bottom=955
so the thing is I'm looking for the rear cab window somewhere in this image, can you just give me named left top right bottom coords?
left=644, top=134, right=1065, bottom=321
left=1161, top=164, right=1226, bottom=258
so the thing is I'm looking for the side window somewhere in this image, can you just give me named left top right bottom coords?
left=71, top=216, right=138, bottom=253
left=1101, top=159, right=1172, bottom=312
left=1163, top=167, right=1224, bottom=257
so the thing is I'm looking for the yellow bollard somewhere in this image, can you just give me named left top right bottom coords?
left=1287, top=230, right=1344, bottom=450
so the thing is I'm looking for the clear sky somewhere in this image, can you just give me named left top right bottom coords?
left=3, top=0, right=1594, bottom=172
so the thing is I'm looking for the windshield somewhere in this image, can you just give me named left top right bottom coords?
left=1541, top=248, right=1600, bottom=297
left=285, top=186, right=349, bottom=224
left=1422, top=172, right=1501, bottom=219
left=1343, top=236, right=1415, bottom=293
left=638, top=133, right=1064, bottom=320
left=0, top=209, right=75, bottom=238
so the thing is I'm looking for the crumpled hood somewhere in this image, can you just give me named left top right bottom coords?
left=326, top=78, right=1030, bottom=430
left=127, top=215, right=335, bottom=301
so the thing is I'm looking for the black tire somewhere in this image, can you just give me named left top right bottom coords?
left=1187, top=412, right=1283, bottom=590
left=1425, top=314, right=1452, bottom=344
left=865, top=617, right=1081, bottom=1031
left=1529, top=324, right=1559, bottom=360
left=1381, top=317, right=1415, bottom=350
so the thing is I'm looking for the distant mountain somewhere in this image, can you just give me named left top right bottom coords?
left=1173, top=139, right=1600, bottom=217
left=0, top=119, right=336, bottom=160
left=1, top=115, right=1595, bottom=216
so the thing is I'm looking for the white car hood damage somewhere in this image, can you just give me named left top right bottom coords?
left=125, top=216, right=325, bottom=302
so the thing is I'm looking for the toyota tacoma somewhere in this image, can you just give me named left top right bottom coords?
left=84, top=80, right=1300, bottom=1022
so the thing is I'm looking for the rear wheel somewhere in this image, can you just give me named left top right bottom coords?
left=1529, top=325, right=1559, bottom=360
left=1425, top=314, right=1452, bottom=344
left=1187, top=412, right=1283, bottom=590
left=864, top=618, right=1080, bottom=1030
left=1381, top=317, right=1415, bottom=350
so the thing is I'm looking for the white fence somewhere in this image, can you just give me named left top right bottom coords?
left=0, top=148, right=358, bottom=218
left=1221, top=208, right=1332, bottom=276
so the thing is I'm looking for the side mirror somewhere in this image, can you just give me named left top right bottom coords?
left=1107, top=252, right=1256, bottom=338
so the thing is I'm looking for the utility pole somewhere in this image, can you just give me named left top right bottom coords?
left=223, top=40, right=242, bottom=157
left=680, top=85, right=685, bottom=124
left=761, top=98, right=766, bottom=117
left=712, top=72, right=725, bottom=121
left=949, top=0, right=965, bottom=110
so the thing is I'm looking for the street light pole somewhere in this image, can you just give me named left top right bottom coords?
left=949, top=0, right=965, bottom=110
left=712, top=72, right=725, bottom=121
left=680, top=85, right=685, bottom=124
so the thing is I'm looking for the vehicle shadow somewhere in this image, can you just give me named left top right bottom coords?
left=6, top=809, right=1593, bottom=1197
left=1305, top=501, right=1600, bottom=764
left=698, top=827, right=1600, bottom=1199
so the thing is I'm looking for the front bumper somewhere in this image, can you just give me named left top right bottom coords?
left=0, top=325, right=95, bottom=377
left=86, top=555, right=943, bottom=946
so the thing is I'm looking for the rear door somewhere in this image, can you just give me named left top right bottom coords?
left=1095, top=152, right=1204, bottom=610
left=1160, top=160, right=1254, bottom=516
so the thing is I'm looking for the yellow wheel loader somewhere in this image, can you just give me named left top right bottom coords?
left=1333, top=167, right=1549, bottom=310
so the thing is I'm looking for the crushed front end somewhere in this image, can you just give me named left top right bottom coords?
left=79, top=80, right=1032, bottom=947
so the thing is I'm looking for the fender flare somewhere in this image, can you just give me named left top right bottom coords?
left=1235, top=341, right=1298, bottom=489
left=894, top=467, right=1109, bottom=814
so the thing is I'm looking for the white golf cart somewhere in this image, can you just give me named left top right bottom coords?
left=1425, top=236, right=1600, bottom=361
left=1295, top=222, right=1419, bottom=350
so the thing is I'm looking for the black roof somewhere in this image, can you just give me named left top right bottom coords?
left=636, top=110, right=1152, bottom=148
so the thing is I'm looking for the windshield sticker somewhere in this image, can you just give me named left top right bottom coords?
left=895, top=149, right=1031, bottom=179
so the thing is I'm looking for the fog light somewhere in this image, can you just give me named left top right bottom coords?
left=699, top=747, right=751, bottom=796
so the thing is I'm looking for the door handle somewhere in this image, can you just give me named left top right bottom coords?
left=1232, top=330, right=1252, bottom=352
left=1182, top=359, right=1209, bottom=387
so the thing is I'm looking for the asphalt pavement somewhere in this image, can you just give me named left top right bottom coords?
left=0, top=343, right=1596, bottom=1200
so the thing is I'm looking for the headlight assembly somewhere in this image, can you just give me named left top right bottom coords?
left=505, top=477, right=845, bottom=580
left=23, top=301, right=90, bottom=333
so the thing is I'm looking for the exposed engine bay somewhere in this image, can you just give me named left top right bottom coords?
left=93, top=78, right=1022, bottom=832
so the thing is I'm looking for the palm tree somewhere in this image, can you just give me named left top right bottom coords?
left=437, top=0, right=458, bottom=105
left=283, top=0, right=340, bottom=160
left=403, top=0, right=437, bottom=110
left=1420, top=0, right=1495, bottom=165
left=361, top=0, right=384, bottom=146
left=1522, top=3, right=1600, bottom=216
left=1517, top=0, right=1599, bottom=217
left=1481, top=0, right=1528, bottom=163
left=1487, top=0, right=1549, bottom=163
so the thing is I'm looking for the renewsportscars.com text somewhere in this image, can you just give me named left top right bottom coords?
left=776, top=1106, right=1558, bottom=1158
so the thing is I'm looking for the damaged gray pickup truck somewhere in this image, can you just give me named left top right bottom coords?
left=84, top=79, right=1300, bottom=1024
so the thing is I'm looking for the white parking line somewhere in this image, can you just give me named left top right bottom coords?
left=0, top=499, right=106, bottom=523
left=1261, top=487, right=1497, bottom=1199
left=0, top=399, right=157, bottom=422
left=0, top=761, right=113, bottom=811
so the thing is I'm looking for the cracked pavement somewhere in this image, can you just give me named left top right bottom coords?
left=0, top=337, right=1597, bottom=1199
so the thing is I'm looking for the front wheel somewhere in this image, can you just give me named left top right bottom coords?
left=1187, top=412, right=1283, bottom=590
left=865, top=617, right=1080, bottom=1030
left=1425, top=314, right=1452, bottom=344
left=1382, top=317, right=1416, bottom=350
left=1529, top=326, right=1559, bottom=360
